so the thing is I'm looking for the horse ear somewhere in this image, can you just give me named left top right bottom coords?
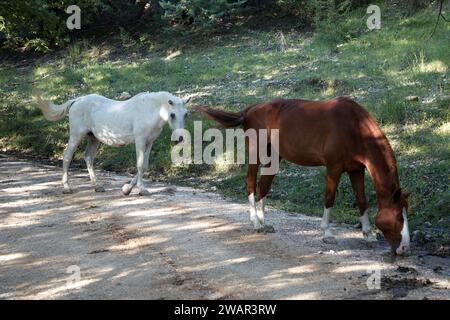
left=168, top=100, right=174, bottom=106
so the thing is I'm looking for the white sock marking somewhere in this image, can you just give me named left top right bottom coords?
left=321, top=207, right=335, bottom=239
left=359, top=210, right=372, bottom=236
left=396, top=208, right=410, bottom=255
left=248, top=193, right=261, bottom=229
left=321, top=207, right=331, bottom=230
left=256, top=198, right=265, bottom=226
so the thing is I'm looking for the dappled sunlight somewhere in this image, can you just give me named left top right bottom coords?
left=23, top=265, right=116, bottom=299
left=262, top=277, right=306, bottom=290
left=180, top=257, right=253, bottom=273
left=1, top=181, right=57, bottom=194
left=333, top=263, right=384, bottom=274
left=435, top=122, right=450, bottom=136
left=164, top=50, right=182, bottom=61
left=26, top=277, right=100, bottom=300
left=108, top=197, right=154, bottom=207
left=0, top=252, right=29, bottom=263
left=0, top=214, right=42, bottom=230
left=107, top=235, right=171, bottom=252
left=1, top=157, right=449, bottom=299
left=271, top=264, right=318, bottom=276
left=414, top=60, right=447, bottom=74
left=33, top=66, right=50, bottom=77
left=285, top=292, right=321, bottom=299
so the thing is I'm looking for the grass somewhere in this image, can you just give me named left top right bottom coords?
left=0, top=3, right=449, bottom=243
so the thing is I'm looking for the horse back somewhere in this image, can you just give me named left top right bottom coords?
left=243, top=97, right=381, bottom=169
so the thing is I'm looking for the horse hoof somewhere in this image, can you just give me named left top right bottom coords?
left=138, top=189, right=150, bottom=196
left=353, top=222, right=362, bottom=229
left=94, top=186, right=105, bottom=192
left=256, top=225, right=276, bottom=234
left=323, top=236, right=337, bottom=244
left=122, top=184, right=132, bottom=196
left=365, top=234, right=378, bottom=247
left=62, top=188, right=73, bottom=194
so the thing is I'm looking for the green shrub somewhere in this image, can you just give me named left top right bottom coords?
left=0, top=0, right=149, bottom=52
left=159, top=0, right=248, bottom=32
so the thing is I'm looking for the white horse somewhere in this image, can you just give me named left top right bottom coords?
left=35, top=91, right=188, bottom=195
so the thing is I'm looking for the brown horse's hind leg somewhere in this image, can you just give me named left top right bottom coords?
left=321, top=166, right=343, bottom=243
left=348, top=169, right=376, bottom=243
left=256, top=171, right=276, bottom=233
left=246, top=164, right=260, bottom=230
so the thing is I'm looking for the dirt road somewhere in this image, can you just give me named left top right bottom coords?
left=0, top=155, right=448, bottom=299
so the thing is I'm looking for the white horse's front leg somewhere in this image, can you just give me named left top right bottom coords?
left=135, top=140, right=150, bottom=196
left=122, top=141, right=152, bottom=196
left=122, top=175, right=138, bottom=196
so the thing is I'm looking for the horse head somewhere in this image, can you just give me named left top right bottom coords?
left=375, top=190, right=411, bottom=255
left=161, top=95, right=189, bottom=144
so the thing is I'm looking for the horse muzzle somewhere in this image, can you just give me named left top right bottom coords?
left=395, top=243, right=410, bottom=255
left=391, top=238, right=409, bottom=255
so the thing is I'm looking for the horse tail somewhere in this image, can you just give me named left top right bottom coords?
left=33, top=95, right=76, bottom=121
left=194, top=105, right=244, bottom=128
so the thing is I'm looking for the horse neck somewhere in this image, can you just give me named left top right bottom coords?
left=156, top=103, right=170, bottom=126
left=137, top=94, right=168, bottom=125
left=363, top=135, right=400, bottom=209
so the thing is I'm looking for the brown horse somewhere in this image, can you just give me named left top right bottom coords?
left=196, top=96, right=411, bottom=255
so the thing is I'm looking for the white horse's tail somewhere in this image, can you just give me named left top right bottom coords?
left=34, top=96, right=76, bottom=121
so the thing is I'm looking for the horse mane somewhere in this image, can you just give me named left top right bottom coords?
left=131, top=91, right=180, bottom=106
left=353, top=101, right=400, bottom=197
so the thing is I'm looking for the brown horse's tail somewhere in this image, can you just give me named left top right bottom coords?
left=194, top=105, right=244, bottom=128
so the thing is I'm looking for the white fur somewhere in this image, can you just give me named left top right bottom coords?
left=248, top=193, right=261, bottom=229
left=359, top=210, right=371, bottom=236
left=359, top=210, right=377, bottom=243
left=321, top=207, right=335, bottom=239
left=320, top=207, right=331, bottom=230
left=396, top=208, right=410, bottom=255
left=256, top=198, right=265, bottom=226
left=35, top=95, right=75, bottom=121
left=36, top=91, right=187, bottom=194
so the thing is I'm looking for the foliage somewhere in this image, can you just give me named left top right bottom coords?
left=0, top=0, right=147, bottom=52
left=159, top=0, right=248, bottom=31
left=0, top=0, right=443, bottom=51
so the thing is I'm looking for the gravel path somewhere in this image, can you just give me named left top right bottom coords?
left=0, top=155, right=448, bottom=299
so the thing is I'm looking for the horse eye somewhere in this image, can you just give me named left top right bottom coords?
left=170, top=113, right=175, bottom=119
